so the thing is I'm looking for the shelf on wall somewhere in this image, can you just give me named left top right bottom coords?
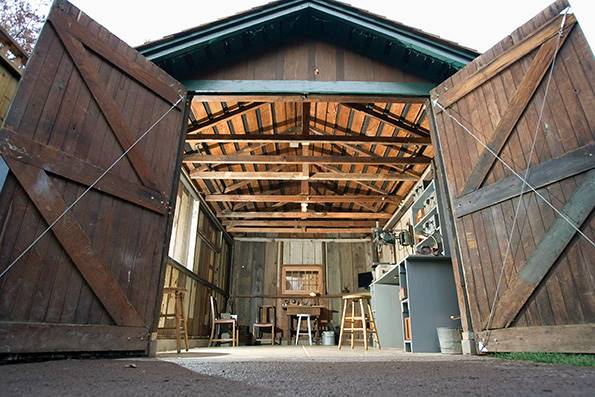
left=412, top=180, right=435, bottom=210
left=415, top=230, right=442, bottom=249
left=413, top=206, right=438, bottom=232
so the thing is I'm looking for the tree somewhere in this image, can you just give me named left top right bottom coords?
left=0, top=0, right=48, bottom=55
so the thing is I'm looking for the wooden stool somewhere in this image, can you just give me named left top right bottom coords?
left=338, top=293, right=380, bottom=350
left=295, top=314, right=313, bottom=346
left=159, top=287, right=189, bottom=353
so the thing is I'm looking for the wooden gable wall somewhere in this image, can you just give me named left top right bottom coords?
left=183, top=38, right=432, bottom=84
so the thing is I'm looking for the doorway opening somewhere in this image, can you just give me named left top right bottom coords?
left=157, top=94, right=461, bottom=355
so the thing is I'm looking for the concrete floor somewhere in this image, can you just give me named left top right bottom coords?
left=1, top=346, right=593, bottom=396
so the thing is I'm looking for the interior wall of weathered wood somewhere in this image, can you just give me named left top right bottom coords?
left=0, top=63, right=19, bottom=126
left=231, top=240, right=373, bottom=332
left=184, top=38, right=431, bottom=84
left=431, top=0, right=594, bottom=343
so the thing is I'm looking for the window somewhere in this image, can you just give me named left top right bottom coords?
left=281, top=265, right=324, bottom=295
left=168, top=182, right=199, bottom=269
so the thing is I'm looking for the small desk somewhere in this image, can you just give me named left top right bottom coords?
left=283, top=305, right=324, bottom=344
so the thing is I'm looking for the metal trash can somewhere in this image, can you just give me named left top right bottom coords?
left=321, top=331, right=335, bottom=346
left=436, top=327, right=462, bottom=354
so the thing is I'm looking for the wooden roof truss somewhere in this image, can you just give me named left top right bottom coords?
left=183, top=98, right=433, bottom=236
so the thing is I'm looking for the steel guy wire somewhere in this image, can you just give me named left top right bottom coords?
left=0, top=96, right=184, bottom=281
left=482, top=7, right=572, bottom=345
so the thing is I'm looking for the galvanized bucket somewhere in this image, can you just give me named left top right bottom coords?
left=436, top=327, right=462, bottom=354
left=321, top=331, right=336, bottom=346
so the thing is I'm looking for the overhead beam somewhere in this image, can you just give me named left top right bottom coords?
left=206, top=194, right=400, bottom=203
left=189, top=171, right=416, bottom=181
left=221, top=165, right=287, bottom=193
left=227, top=227, right=372, bottom=234
left=183, top=154, right=432, bottom=165
left=222, top=220, right=378, bottom=227
left=218, top=211, right=392, bottom=219
left=185, top=133, right=431, bottom=146
left=183, top=80, right=434, bottom=101
left=187, top=102, right=264, bottom=133
left=344, top=103, right=431, bottom=138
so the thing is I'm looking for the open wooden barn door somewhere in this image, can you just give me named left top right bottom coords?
left=430, top=0, right=594, bottom=353
left=0, top=0, right=187, bottom=354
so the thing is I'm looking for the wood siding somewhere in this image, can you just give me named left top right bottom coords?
left=431, top=0, right=594, bottom=352
left=0, top=26, right=27, bottom=126
left=0, top=66, right=18, bottom=127
left=231, top=240, right=373, bottom=337
left=184, top=38, right=430, bottom=84
left=0, top=0, right=186, bottom=354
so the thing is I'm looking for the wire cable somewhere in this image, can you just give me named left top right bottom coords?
left=0, top=95, right=184, bottom=281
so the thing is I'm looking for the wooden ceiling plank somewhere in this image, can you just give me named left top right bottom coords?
left=187, top=102, right=265, bottom=133
left=343, top=103, right=431, bottom=138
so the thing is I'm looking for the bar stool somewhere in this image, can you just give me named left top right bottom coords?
left=294, top=314, right=313, bottom=345
left=338, top=293, right=380, bottom=350
left=159, top=287, right=189, bottom=353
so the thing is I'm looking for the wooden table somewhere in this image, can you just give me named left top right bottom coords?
left=283, top=305, right=324, bottom=344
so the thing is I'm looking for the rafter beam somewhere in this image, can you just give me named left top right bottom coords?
left=218, top=211, right=391, bottom=219
left=222, top=220, right=378, bottom=227
left=187, top=102, right=265, bottom=133
left=206, top=194, right=399, bottom=203
left=227, top=227, right=372, bottom=234
left=309, top=126, right=422, bottom=178
left=218, top=165, right=287, bottom=193
left=184, top=154, right=431, bottom=165
left=185, top=133, right=431, bottom=146
left=189, top=170, right=416, bottom=182
left=344, top=103, right=431, bottom=138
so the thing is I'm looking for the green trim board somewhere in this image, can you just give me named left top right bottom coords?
left=183, top=80, right=435, bottom=97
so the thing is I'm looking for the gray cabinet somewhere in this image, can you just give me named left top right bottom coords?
left=370, top=267, right=402, bottom=348
left=399, top=256, right=460, bottom=352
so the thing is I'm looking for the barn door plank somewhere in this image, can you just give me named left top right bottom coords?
left=437, top=10, right=574, bottom=110
left=431, top=0, right=594, bottom=348
left=488, top=168, right=595, bottom=329
left=48, top=10, right=181, bottom=106
left=5, top=159, right=145, bottom=327
left=454, top=143, right=595, bottom=217
left=50, top=21, right=159, bottom=191
left=0, top=128, right=167, bottom=214
left=460, top=27, right=574, bottom=195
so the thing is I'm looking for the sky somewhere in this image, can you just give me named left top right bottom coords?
left=35, top=0, right=594, bottom=53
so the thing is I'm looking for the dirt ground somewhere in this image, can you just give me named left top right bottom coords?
left=1, top=347, right=593, bottom=396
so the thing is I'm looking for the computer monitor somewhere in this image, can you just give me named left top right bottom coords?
left=358, top=271, right=373, bottom=289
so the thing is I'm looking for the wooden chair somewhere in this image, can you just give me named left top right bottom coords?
left=159, top=287, right=189, bottom=354
left=208, top=295, right=238, bottom=347
left=253, top=305, right=276, bottom=345
left=338, top=293, right=380, bottom=350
